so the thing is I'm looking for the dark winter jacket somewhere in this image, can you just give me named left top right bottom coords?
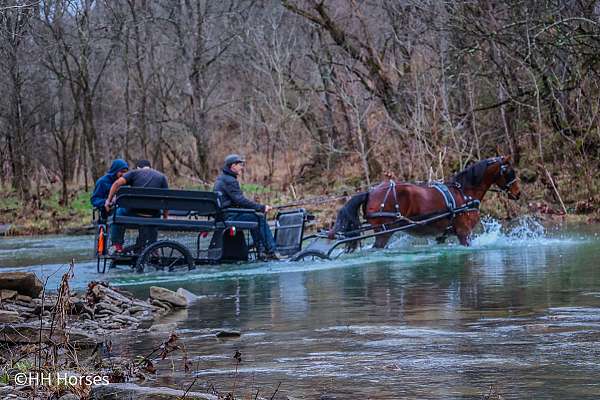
left=90, top=159, right=129, bottom=209
left=213, top=168, right=265, bottom=212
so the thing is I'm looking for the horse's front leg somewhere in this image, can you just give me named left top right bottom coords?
left=373, top=231, right=392, bottom=248
left=456, top=233, right=471, bottom=246
left=454, top=213, right=479, bottom=247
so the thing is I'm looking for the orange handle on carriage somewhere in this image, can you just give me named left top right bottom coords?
left=97, top=225, right=106, bottom=255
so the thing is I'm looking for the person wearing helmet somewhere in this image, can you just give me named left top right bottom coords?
left=214, top=154, right=278, bottom=260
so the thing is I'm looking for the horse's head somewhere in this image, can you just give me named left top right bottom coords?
left=492, top=155, right=520, bottom=200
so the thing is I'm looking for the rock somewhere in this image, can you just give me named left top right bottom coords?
left=112, top=315, right=138, bottom=324
left=128, top=305, right=147, bottom=314
left=17, top=294, right=33, bottom=306
left=58, top=394, right=81, bottom=400
left=71, top=299, right=93, bottom=315
left=0, top=324, right=97, bottom=348
left=0, top=272, right=44, bottom=297
left=0, top=289, right=18, bottom=301
left=33, top=302, right=55, bottom=315
left=176, top=288, right=200, bottom=303
left=13, top=300, right=34, bottom=308
left=0, top=223, right=13, bottom=236
left=0, top=310, right=23, bottom=323
left=96, top=310, right=113, bottom=317
left=149, top=286, right=187, bottom=308
left=90, top=383, right=218, bottom=400
left=15, top=294, right=32, bottom=303
left=89, top=283, right=132, bottom=305
left=101, top=286, right=133, bottom=305
left=148, top=323, right=177, bottom=332
left=215, top=330, right=241, bottom=338
left=96, top=301, right=121, bottom=314
left=151, top=299, right=172, bottom=311
left=131, top=300, right=153, bottom=309
left=79, top=320, right=99, bottom=330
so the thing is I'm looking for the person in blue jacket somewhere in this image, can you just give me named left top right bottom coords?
left=90, top=159, right=129, bottom=215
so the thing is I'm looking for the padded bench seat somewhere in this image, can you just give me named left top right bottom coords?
left=113, top=215, right=220, bottom=231
left=111, top=188, right=261, bottom=232
left=113, top=216, right=259, bottom=231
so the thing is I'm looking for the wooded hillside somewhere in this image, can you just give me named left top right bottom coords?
left=1, top=0, right=599, bottom=209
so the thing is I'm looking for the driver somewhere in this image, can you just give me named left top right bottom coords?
left=214, top=154, right=278, bottom=260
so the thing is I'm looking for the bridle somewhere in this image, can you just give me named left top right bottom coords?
left=491, top=158, right=518, bottom=195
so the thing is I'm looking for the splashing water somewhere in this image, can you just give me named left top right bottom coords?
left=471, top=215, right=546, bottom=247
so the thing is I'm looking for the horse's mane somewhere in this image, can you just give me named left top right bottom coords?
left=450, top=158, right=500, bottom=188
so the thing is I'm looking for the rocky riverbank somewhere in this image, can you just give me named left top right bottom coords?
left=0, top=270, right=239, bottom=400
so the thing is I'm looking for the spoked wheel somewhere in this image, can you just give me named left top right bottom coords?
left=289, top=249, right=331, bottom=262
left=135, top=240, right=195, bottom=273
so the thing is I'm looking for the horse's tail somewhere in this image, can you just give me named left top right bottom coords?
left=328, top=192, right=369, bottom=239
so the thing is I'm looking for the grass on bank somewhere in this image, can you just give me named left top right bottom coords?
left=0, top=188, right=93, bottom=235
left=1, top=171, right=599, bottom=236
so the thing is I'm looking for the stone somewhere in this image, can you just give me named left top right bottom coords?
left=99, top=285, right=132, bottom=305
left=33, top=303, right=55, bottom=315
left=131, top=300, right=153, bottom=309
left=151, top=299, right=172, bottom=311
left=0, top=324, right=97, bottom=348
left=149, top=287, right=187, bottom=308
left=128, top=305, right=148, bottom=314
left=71, top=299, right=93, bottom=315
left=0, top=289, right=18, bottom=301
left=15, top=294, right=32, bottom=303
left=88, top=283, right=132, bottom=305
left=0, top=310, right=23, bottom=323
left=148, top=323, right=177, bottom=332
left=0, top=272, right=44, bottom=297
left=176, top=288, right=200, bottom=303
left=89, top=383, right=218, bottom=400
left=13, top=300, right=34, bottom=308
left=112, top=315, right=138, bottom=324
left=58, top=394, right=81, bottom=400
left=96, top=310, right=113, bottom=317
left=96, top=301, right=121, bottom=314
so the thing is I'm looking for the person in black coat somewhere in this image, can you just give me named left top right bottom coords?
left=214, top=154, right=277, bottom=259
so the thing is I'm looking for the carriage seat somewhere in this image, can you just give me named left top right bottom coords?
left=112, top=187, right=259, bottom=231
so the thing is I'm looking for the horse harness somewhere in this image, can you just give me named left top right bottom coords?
left=367, top=179, right=480, bottom=229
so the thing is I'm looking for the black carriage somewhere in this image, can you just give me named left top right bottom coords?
left=93, top=185, right=484, bottom=271
left=94, top=187, right=313, bottom=273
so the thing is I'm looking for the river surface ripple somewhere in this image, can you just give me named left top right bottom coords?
left=2, top=218, right=600, bottom=399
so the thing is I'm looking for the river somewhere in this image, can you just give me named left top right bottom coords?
left=1, top=217, right=600, bottom=399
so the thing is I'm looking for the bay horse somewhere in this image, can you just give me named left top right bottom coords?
left=330, top=156, right=521, bottom=247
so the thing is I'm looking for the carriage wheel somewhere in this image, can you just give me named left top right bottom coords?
left=289, top=249, right=330, bottom=262
left=135, top=240, right=195, bottom=273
